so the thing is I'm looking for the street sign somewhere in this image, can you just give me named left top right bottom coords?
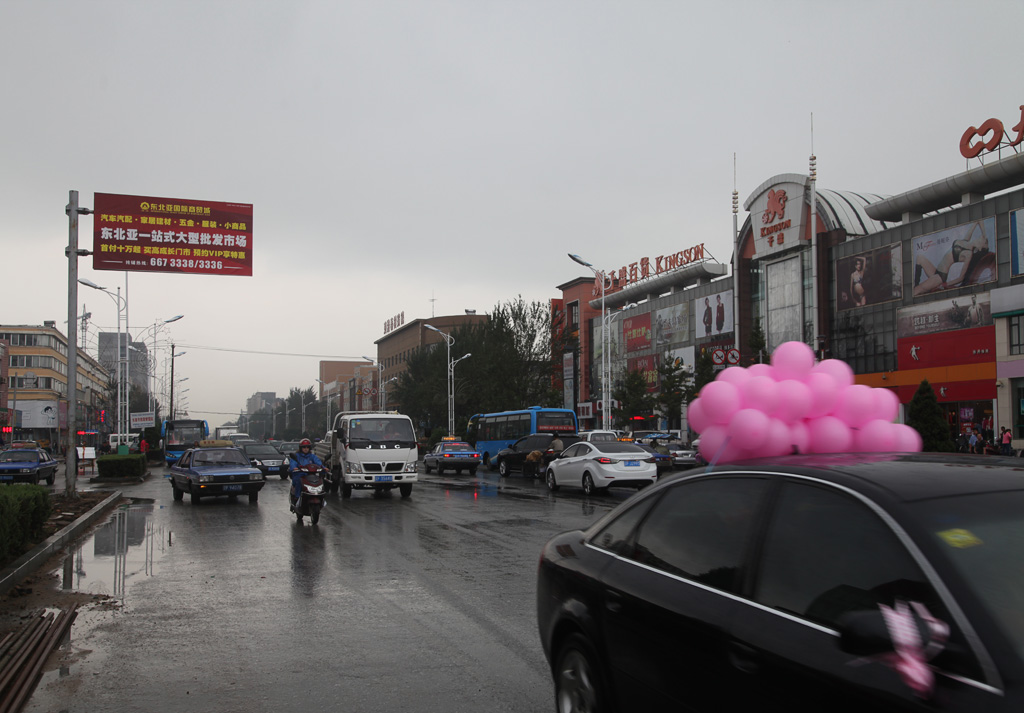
left=726, top=348, right=740, bottom=365
left=712, top=349, right=726, bottom=365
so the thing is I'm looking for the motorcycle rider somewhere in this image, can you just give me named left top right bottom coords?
left=289, top=438, right=324, bottom=511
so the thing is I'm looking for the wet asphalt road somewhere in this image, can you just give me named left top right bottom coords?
left=25, top=465, right=638, bottom=713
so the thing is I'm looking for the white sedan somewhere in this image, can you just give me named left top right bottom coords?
left=544, top=441, right=658, bottom=495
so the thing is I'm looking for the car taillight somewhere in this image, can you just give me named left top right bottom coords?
left=595, top=457, right=613, bottom=464
left=644, top=457, right=655, bottom=463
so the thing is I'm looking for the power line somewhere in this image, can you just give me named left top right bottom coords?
left=175, top=343, right=368, bottom=359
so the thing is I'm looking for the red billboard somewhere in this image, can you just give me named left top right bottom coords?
left=93, top=193, right=253, bottom=276
left=622, top=313, right=652, bottom=353
left=627, top=354, right=660, bottom=393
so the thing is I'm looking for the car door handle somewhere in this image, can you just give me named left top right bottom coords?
left=605, top=590, right=623, bottom=614
left=728, top=641, right=760, bottom=675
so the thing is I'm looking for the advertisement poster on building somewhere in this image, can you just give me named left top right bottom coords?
left=1011, top=208, right=1024, bottom=276
left=18, top=400, right=59, bottom=428
left=93, top=192, right=253, bottom=277
left=836, top=244, right=903, bottom=310
left=622, top=313, right=652, bottom=353
left=911, top=217, right=996, bottom=297
left=627, top=355, right=660, bottom=393
left=694, top=289, right=734, bottom=339
left=897, top=292, right=992, bottom=338
left=654, top=303, right=688, bottom=349
left=666, top=346, right=695, bottom=373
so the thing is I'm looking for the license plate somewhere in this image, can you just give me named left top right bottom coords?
left=374, top=475, right=393, bottom=482
left=224, top=484, right=243, bottom=491
left=624, top=460, right=640, bottom=467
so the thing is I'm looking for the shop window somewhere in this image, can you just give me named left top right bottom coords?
left=1011, top=316, right=1024, bottom=356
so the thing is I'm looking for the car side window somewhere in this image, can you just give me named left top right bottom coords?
left=754, top=482, right=945, bottom=630
left=561, top=444, right=582, bottom=458
left=590, top=494, right=660, bottom=558
left=179, top=452, right=192, bottom=468
left=631, top=477, right=768, bottom=594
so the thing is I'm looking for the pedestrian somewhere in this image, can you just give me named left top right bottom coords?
left=1001, top=427, right=1013, bottom=456
left=969, top=429, right=980, bottom=454
left=140, top=438, right=149, bottom=455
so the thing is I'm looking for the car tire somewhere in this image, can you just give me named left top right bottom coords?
left=498, top=459, right=509, bottom=477
left=469, top=467, right=477, bottom=476
left=190, top=490, right=201, bottom=504
left=172, top=482, right=184, bottom=501
left=341, top=483, right=352, bottom=499
left=399, top=483, right=412, bottom=498
left=554, top=633, right=609, bottom=713
left=248, top=491, right=259, bottom=504
left=546, top=470, right=559, bottom=492
left=46, top=471, right=55, bottom=486
left=424, top=461, right=433, bottom=474
left=437, top=464, right=444, bottom=475
left=279, top=471, right=288, bottom=480
left=583, top=473, right=600, bottom=496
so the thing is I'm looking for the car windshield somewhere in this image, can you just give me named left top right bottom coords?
left=191, top=449, right=249, bottom=466
left=593, top=442, right=645, bottom=454
left=349, top=418, right=415, bottom=442
left=0, top=450, right=37, bottom=462
left=912, top=491, right=1024, bottom=659
left=245, top=445, right=280, bottom=456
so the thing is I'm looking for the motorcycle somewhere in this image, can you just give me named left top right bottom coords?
left=291, top=465, right=327, bottom=524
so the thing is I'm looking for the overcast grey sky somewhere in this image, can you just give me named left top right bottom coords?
left=3, top=0, right=1021, bottom=425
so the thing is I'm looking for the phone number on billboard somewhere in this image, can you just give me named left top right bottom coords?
left=149, top=258, right=224, bottom=270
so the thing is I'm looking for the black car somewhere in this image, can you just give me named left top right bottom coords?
left=632, top=443, right=673, bottom=475
left=494, top=433, right=581, bottom=478
left=537, top=453, right=1024, bottom=712
left=241, top=442, right=289, bottom=480
left=169, top=446, right=266, bottom=504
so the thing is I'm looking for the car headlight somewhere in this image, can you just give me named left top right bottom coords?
left=346, top=460, right=363, bottom=474
left=253, top=460, right=264, bottom=466
left=283, top=457, right=290, bottom=467
left=250, top=472, right=263, bottom=481
left=404, top=462, right=417, bottom=473
left=198, top=474, right=213, bottom=482
left=21, top=468, right=35, bottom=474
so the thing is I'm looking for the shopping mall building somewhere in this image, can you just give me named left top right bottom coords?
left=557, top=122, right=1024, bottom=448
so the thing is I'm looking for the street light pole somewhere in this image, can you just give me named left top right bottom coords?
left=424, top=326, right=455, bottom=435
left=569, top=254, right=608, bottom=429
left=450, top=353, right=471, bottom=437
left=79, top=278, right=128, bottom=444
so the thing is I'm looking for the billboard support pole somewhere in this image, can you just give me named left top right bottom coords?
left=65, top=190, right=93, bottom=497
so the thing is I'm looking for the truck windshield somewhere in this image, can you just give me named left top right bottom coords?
left=349, top=418, right=415, bottom=443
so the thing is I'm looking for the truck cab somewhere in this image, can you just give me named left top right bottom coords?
left=330, top=412, right=418, bottom=498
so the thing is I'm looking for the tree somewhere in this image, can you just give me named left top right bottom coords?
left=656, top=353, right=691, bottom=431
left=613, top=369, right=656, bottom=430
left=748, top=318, right=767, bottom=364
left=692, top=347, right=716, bottom=397
left=906, top=380, right=953, bottom=452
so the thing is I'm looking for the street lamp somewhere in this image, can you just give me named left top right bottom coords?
left=449, top=353, right=471, bottom=436
left=568, top=254, right=610, bottom=430
left=136, top=315, right=183, bottom=413
left=316, top=378, right=338, bottom=432
left=169, top=343, right=187, bottom=419
left=79, top=278, right=128, bottom=444
left=382, top=376, right=398, bottom=412
left=362, top=356, right=386, bottom=410
left=424, top=325, right=457, bottom=434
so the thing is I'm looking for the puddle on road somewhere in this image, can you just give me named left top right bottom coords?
left=56, top=498, right=169, bottom=603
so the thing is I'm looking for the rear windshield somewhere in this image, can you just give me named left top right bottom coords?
left=594, top=442, right=645, bottom=454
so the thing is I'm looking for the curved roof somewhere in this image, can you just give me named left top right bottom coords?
left=815, top=189, right=893, bottom=236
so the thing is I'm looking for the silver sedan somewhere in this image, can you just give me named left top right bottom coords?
left=544, top=441, right=657, bottom=495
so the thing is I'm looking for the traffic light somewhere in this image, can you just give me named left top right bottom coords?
left=100, top=409, right=106, bottom=423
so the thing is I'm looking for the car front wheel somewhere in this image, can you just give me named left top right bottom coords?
left=498, top=459, right=510, bottom=477
left=554, top=633, right=608, bottom=713
left=172, top=481, right=184, bottom=501
left=546, top=470, right=559, bottom=492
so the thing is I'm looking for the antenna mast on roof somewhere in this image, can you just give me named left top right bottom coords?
left=733, top=153, right=740, bottom=352
left=810, top=112, right=820, bottom=351
left=429, top=291, right=437, bottom=318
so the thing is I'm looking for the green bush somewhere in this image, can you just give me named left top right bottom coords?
left=0, top=485, right=51, bottom=568
left=96, top=454, right=147, bottom=479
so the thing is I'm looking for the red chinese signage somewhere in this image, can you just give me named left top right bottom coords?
left=959, top=104, right=1024, bottom=159
left=760, top=188, right=791, bottom=248
left=627, top=355, right=659, bottom=393
left=592, top=243, right=705, bottom=298
left=623, top=313, right=652, bottom=353
left=93, top=193, right=253, bottom=276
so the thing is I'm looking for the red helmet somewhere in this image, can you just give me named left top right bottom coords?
left=299, top=438, right=312, bottom=447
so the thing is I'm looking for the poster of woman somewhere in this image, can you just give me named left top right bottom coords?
left=836, top=245, right=903, bottom=311
left=911, top=217, right=996, bottom=297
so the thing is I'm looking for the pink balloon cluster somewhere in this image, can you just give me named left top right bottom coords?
left=690, top=341, right=922, bottom=464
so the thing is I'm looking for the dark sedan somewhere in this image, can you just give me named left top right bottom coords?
left=537, top=453, right=1024, bottom=712
left=495, top=433, right=581, bottom=478
left=169, top=446, right=265, bottom=504
left=632, top=442, right=673, bottom=476
left=0, top=448, right=58, bottom=485
left=242, top=443, right=289, bottom=480
left=423, top=441, right=481, bottom=475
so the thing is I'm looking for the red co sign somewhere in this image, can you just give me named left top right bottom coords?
left=960, top=105, right=1024, bottom=159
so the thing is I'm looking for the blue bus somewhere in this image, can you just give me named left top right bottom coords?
left=161, top=419, right=210, bottom=465
left=467, top=407, right=578, bottom=468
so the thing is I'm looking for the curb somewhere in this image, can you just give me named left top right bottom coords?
left=0, top=491, right=123, bottom=597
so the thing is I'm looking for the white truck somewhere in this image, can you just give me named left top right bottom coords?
left=314, top=411, right=419, bottom=498
left=214, top=426, right=239, bottom=440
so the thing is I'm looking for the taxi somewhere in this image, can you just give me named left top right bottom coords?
left=423, top=439, right=482, bottom=476
left=0, top=447, right=58, bottom=485
left=169, top=445, right=265, bottom=504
